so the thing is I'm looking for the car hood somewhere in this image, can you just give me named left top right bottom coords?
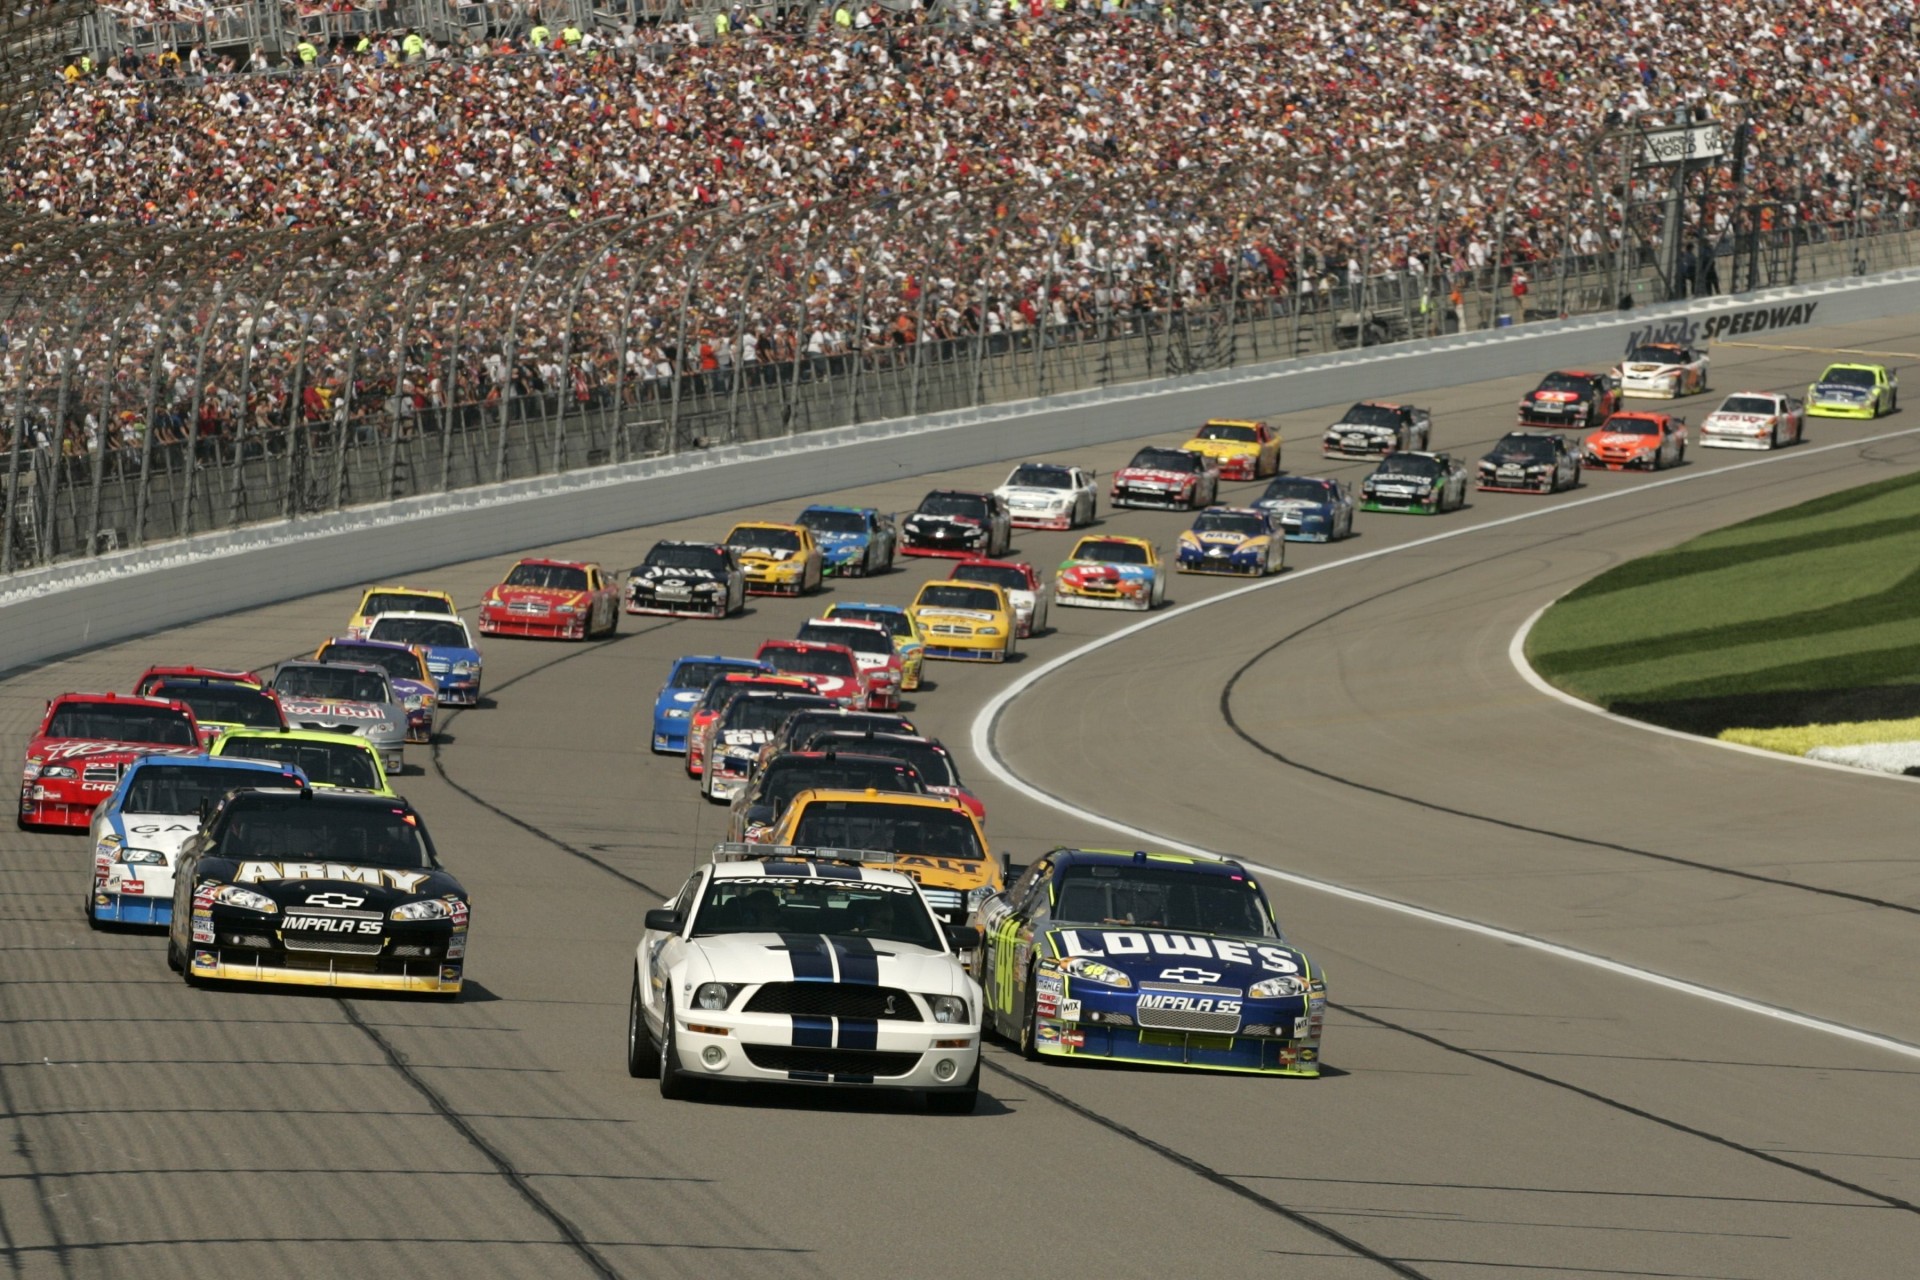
left=1812, top=382, right=1870, bottom=397
left=1182, top=438, right=1254, bottom=456
left=1257, top=497, right=1330, bottom=515
left=490, top=586, right=587, bottom=605
left=1327, top=421, right=1396, bottom=435
left=912, top=607, right=1000, bottom=623
left=29, top=738, right=201, bottom=764
left=1116, top=467, right=1197, bottom=484
left=734, top=545, right=800, bottom=563
left=1060, top=561, right=1153, bottom=582
left=198, top=855, right=464, bottom=904
left=1703, top=412, right=1771, bottom=426
left=1368, top=470, right=1438, bottom=485
left=998, top=486, right=1072, bottom=503
left=419, top=645, right=482, bottom=669
left=655, top=688, right=706, bottom=715
left=685, top=931, right=967, bottom=995
left=1040, top=925, right=1310, bottom=987
left=276, top=696, right=402, bottom=725
left=1183, top=530, right=1256, bottom=547
left=105, top=810, right=205, bottom=857
left=633, top=564, right=727, bottom=582
left=1588, top=432, right=1657, bottom=449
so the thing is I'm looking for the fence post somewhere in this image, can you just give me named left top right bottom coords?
left=39, top=344, right=76, bottom=563
left=1, top=363, right=28, bottom=573
left=178, top=283, right=223, bottom=539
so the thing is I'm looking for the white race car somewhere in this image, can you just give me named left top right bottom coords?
left=994, top=461, right=1098, bottom=530
left=628, top=843, right=984, bottom=1112
left=1612, top=342, right=1709, bottom=399
left=1699, top=391, right=1805, bottom=450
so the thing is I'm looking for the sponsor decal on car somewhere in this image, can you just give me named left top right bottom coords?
left=1058, top=929, right=1300, bottom=973
left=234, top=861, right=429, bottom=892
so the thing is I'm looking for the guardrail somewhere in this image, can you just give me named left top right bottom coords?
left=4, top=263, right=1915, bottom=676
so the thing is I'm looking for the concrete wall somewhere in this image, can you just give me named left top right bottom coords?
left=6, top=265, right=1916, bottom=675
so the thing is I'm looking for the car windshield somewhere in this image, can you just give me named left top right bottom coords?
left=791, top=800, right=984, bottom=861
left=1489, top=434, right=1557, bottom=462
left=724, top=696, right=827, bottom=734
left=1339, top=403, right=1404, bottom=428
left=1376, top=455, right=1442, bottom=478
left=727, top=526, right=801, bottom=553
left=671, top=660, right=758, bottom=691
left=214, top=803, right=431, bottom=867
left=644, top=544, right=731, bottom=571
left=1191, top=512, right=1266, bottom=536
left=1261, top=478, right=1332, bottom=503
left=504, top=563, right=589, bottom=591
left=759, top=759, right=922, bottom=813
left=369, top=617, right=471, bottom=649
left=916, top=492, right=990, bottom=519
left=1821, top=367, right=1878, bottom=388
left=1627, top=345, right=1688, bottom=363
left=1070, top=539, right=1148, bottom=565
left=1600, top=416, right=1663, bottom=436
left=1195, top=422, right=1258, bottom=442
left=150, top=684, right=282, bottom=728
left=1717, top=396, right=1780, bottom=416
left=123, top=764, right=295, bottom=814
left=45, top=703, right=196, bottom=745
left=796, top=508, right=869, bottom=534
left=1536, top=373, right=1597, bottom=396
left=1129, top=447, right=1199, bottom=472
left=763, top=647, right=856, bottom=679
left=363, top=592, right=451, bottom=617
left=828, top=607, right=912, bottom=640
left=273, top=667, right=391, bottom=704
left=797, top=623, right=891, bottom=656
left=1051, top=865, right=1275, bottom=935
left=691, top=876, right=938, bottom=948
left=216, top=737, right=381, bottom=790
left=317, top=645, right=424, bottom=682
left=950, top=564, right=1028, bottom=593
left=1007, top=465, right=1074, bottom=489
left=916, top=584, right=1003, bottom=612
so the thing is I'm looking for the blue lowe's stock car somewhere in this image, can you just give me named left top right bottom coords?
left=793, top=505, right=898, bottom=577
left=976, top=848, right=1325, bottom=1075
left=652, top=656, right=772, bottom=753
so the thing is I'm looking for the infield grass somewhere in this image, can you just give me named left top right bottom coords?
left=1526, top=467, right=1920, bottom=735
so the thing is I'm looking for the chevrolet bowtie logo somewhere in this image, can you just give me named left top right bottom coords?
left=1158, top=967, right=1222, bottom=984
left=305, top=892, right=365, bottom=909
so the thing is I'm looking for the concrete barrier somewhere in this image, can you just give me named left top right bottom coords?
left=6, top=265, right=1917, bottom=676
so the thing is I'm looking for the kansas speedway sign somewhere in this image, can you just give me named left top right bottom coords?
left=1622, top=300, right=1819, bottom=354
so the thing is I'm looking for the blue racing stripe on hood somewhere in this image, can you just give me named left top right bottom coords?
left=836, top=1017, right=878, bottom=1051
left=777, top=933, right=834, bottom=982
left=829, top=935, right=879, bottom=986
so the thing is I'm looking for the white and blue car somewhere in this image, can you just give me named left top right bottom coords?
left=88, top=754, right=306, bottom=928
left=652, top=656, right=771, bottom=754
left=1253, top=475, right=1355, bottom=542
left=367, top=611, right=485, bottom=707
left=794, top=505, right=898, bottom=577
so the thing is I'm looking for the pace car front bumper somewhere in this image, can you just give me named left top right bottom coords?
left=669, top=1009, right=980, bottom=1091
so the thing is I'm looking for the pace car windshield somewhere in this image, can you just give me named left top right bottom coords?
left=727, top=527, right=802, bottom=552
left=1599, top=416, right=1663, bottom=436
left=218, top=738, right=382, bottom=791
left=150, top=683, right=283, bottom=728
left=1128, top=447, right=1200, bottom=472
left=124, top=764, right=297, bottom=814
left=1051, top=865, right=1275, bottom=936
left=46, top=703, right=196, bottom=745
left=368, top=616, right=471, bottom=649
left=1338, top=403, right=1404, bottom=427
left=213, top=802, right=433, bottom=869
left=916, top=584, right=1003, bottom=611
left=1191, top=511, right=1267, bottom=536
left=764, top=647, right=858, bottom=678
left=273, top=666, right=391, bottom=704
left=1070, top=539, right=1148, bottom=564
left=1718, top=395, right=1780, bottom=416
left=916, top=492, right=990, bottom=519
left=1261, top=478, right=1333, bottom=502
left=950, top=564, right=1028, bottom=592
left=796, top=508, right=869, bottom=534
left=691, top=877, right=939, bottom=948
left=504, top=563, right=589, bottom=591
left=318, top=645, right=425, bottom=682
left=1489, top=434, right=1557, bottom=461
left=364, top=592, right=452, bottom=617
left=758, top=758, right=922, bottom=813
left=1821, top=367, right=1878, bottom=388
left=791, top=801, right=984, bottom=861
left=1195, top=422, right=1258, bottom=441
left=797, top=623, right=891, bottom=655
left=644, top=544, right=732, bottom=571
left=1007, top=465, right=1074, bottom=489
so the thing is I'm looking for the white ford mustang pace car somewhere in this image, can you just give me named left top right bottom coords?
left=629, top=843, right=984, bottom=1112
left=1699, top=391, right=1805, bottom=450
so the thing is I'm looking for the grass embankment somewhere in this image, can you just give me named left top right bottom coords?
left=1526, top=468, right=1920, bottom=744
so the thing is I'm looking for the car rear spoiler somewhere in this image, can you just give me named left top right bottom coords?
left=709, top=841, right=896, bottom=866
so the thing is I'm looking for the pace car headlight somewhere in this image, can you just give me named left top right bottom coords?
left=119, top=847, right=167, bottom=866
left=693, top=981, right=742, bottom=1011
left=1250, top=975, right=1307, bottom=999
left=213, top=885, right=278, bottom=913
left=929, top=995, right=969, bottom=1024
left=391, top=898, right=456, bottom=922
left=1057, top=956, right=1132, bottom=987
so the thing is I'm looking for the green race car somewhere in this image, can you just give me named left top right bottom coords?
left=1806, top=363, right=1898, bottom=418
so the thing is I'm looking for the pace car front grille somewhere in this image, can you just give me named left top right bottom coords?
left=281, top=937, right=385, bottom=956
left=742, top=1045, right=921, bottom=1077
left=1134, top=1004, right=1243, bottom=1035
left=743, top=982, right=922, bottom=1020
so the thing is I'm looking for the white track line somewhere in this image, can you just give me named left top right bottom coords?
left=1508, top=603, right=1920, bottom=784
left=971, top=422, right=1920, bottom=1062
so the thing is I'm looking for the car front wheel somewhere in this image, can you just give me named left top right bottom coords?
left=658, top=995, right=696, bottom=1099
left=628, top=974, right=659, bottom=1078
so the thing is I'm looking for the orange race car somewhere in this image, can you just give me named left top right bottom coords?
left=1581, top=411, right=1688, bottom=471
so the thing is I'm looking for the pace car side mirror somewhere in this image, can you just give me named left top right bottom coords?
left=644, top=908, right=683, bottom=933
left=946, top=925, right=982, bottom=951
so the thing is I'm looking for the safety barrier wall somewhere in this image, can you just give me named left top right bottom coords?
left=4, top=265, right=1915, bottom=676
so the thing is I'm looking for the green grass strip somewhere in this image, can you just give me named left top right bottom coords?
left=1721, top=718, right=1920, bottom=755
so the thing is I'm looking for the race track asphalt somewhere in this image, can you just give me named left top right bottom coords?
left=3, top=311, right=1919, bottom=1280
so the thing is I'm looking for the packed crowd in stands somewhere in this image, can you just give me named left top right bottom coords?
left=1, top=0, right=1917, bottom=499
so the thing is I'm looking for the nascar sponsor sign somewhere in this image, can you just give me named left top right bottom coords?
left=1638, top=122, right=1727, bottom=166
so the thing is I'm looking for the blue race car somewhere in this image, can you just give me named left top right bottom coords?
left=1252, top=475, right=1355, bottom=542
left=1176, top=506, right=1286, bottom=576
left=653, top=655, right=771, bottom=753
left=365, top=611, right=485, bottom=707
left=977, top=848, right=1326, bottom=1076
left=794, top=505, right=898, bottom=577
left=86, top=754, right=307, bottom=928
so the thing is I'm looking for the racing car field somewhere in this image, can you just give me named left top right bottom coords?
left=3, top=312, right=1919, bottom=1279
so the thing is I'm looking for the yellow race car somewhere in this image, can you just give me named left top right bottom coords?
left=724, top=522, right=825, bottom=596
left=1055, top=535, right=1167, bottom=611
left=907, top=579, right=1017, bottom=662
left=764, top=787, right=1002, bottom=929
left=1179, top=418, right=1282, bottom=481
left=346, top=585, right=460, bottom=639
left=1806, top=363, right=1899, bottom=418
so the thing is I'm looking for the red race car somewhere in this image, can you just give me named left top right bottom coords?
left=132, top=665, right=260, bottom=697
left=20, top=693, right=202, bottom=830
left=1518, top=370, right=1619, bottom=429
left=1582, top=412, right=1689, bottom=471
left=477, top=558, right=620, bottom=640
left=948, top=558, right=1049, bottom=638
left=754, top=639, right=871, bottom=710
